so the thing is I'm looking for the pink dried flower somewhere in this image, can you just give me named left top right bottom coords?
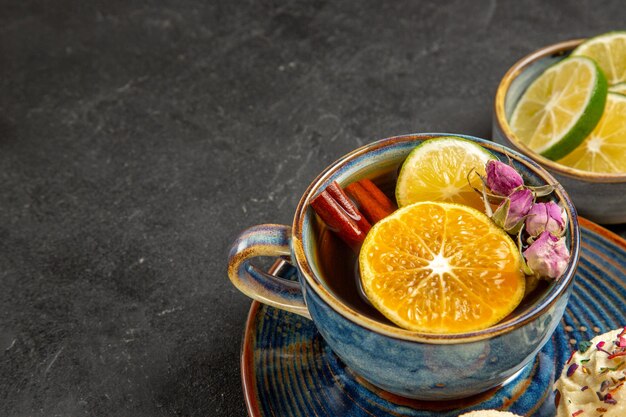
left=523, top=231, right=570, bottom=280
left=525, top=202, right=567, bottom=237
left=485, top=160, right=524, bottom=196
left=492, top=188, right=533, bottom=231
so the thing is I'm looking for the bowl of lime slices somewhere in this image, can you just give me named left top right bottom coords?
left=493, top=32, right=626, bottom=224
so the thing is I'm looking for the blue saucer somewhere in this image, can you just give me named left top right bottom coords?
left=241, top=218, right=626, bottom=416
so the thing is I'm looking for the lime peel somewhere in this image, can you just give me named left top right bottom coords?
left=395, top=137, right=496, bottom=211
left=573, top=31, right=626, bottom=85
left=510, top=56, right=608, bottom=161
left=558, top=93, right=626, bottom=173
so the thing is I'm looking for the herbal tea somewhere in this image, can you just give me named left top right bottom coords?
left=310, top=137, right=563, bottom=334
left=314, top=172, right=398, bottom=325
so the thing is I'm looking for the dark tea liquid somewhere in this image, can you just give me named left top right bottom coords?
left=312, top=170, right=548, bottom=328
left=313, top=171, right=398, bottom=325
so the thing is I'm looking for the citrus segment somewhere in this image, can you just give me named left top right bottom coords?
left=359, top=202, right=525, bottom=333
left=395, top=137, right=495, bottom=211
left=609, top=82, right=626, bottom=95
left=510, top=57, right=607, bottom=160
left=573, top=32, right=626, bottom=85
left=558, top=93, right=626, bottom=173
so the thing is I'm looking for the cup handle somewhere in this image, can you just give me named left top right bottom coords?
left=228, top=224, right=311, bottom=319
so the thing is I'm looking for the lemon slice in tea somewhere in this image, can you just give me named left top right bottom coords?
left=359, top=202, right=525, bottom=334
left=558, top=93, right=626, bottom=173
left=395, top=137, right=495, bottom=211
left=572, top=31, right=626, bottom=85
left=510, top=56, right=607, bottom=160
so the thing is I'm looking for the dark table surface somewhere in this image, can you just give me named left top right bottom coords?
left=2, top=1, right=626, bottom=416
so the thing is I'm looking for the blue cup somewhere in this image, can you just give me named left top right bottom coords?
left=228, top=133, right=580, bottom=400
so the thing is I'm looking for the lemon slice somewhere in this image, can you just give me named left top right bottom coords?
left=359, top=201, right=525, bottom=333
left=395, top=137, right=495, bottom=211
left=573, top=32, right=626, bottom=85
left=609, top=82, right=626, bottom=95
left=558, top=93, right=626, bottom=173
left=510, top=57, right=608, bottom=160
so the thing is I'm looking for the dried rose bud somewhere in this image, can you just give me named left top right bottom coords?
left=492, top=188, right=533, bottom=231
left=523, top=231, right=570, bottom=280
left=525, top=202, right=567, bottom=237
left=485, top=160, right=524, bottom=196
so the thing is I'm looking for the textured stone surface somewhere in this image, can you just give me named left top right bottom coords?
left=1, top=0, right=625, bottom=416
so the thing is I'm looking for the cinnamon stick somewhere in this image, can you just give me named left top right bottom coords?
left=325, top=182, right=372, bottom=233
left=345, top=179, right=396, bottom=224
left=310, top=181, right=371, bottom=250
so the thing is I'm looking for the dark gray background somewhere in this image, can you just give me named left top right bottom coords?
left=1, top=1, right=625, bottom=416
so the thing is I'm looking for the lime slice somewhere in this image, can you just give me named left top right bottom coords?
left=558, top=93, right=626, bottom=173
left=572, top=32, right=626, bottom=85
left=510, top=57, right=607, bottom=161
left=395, top=137, right=495, bottom=211
left=609, top=82, right=626, bottom=95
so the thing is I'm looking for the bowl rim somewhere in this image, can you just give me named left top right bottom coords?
left=291, top=133, right=581, bottom=344
left=494, top=38, right=626, bottom=183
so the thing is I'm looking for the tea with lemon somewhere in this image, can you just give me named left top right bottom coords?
left=311, top=138, right=552, bottom=334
